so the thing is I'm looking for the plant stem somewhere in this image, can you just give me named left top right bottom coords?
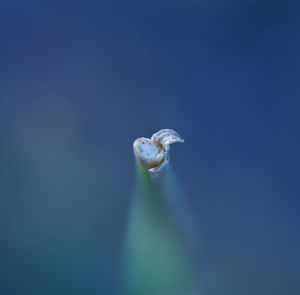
left=123, top=163, right=195, bottom=295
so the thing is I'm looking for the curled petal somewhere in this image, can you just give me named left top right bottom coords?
left=133, top=129, right=184, bottom=174
left=151, top=129, right=184, bottom=148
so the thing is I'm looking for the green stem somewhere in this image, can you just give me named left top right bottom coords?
left=123, top=163, right=195, bottom=295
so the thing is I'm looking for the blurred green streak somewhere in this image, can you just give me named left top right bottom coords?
left=123, top=163, right=195, bottom=295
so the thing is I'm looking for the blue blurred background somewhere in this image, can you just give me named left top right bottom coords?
left=0, top=0, right=299, bottom=294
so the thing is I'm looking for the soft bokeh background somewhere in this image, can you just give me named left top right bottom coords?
left=0, top=0, right=299, bottom=294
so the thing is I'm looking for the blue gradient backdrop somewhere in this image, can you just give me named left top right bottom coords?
left=0, top=1, right=299, bottom=294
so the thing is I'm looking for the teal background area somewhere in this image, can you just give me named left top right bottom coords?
left=0, top=1, right=299, bottom=294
